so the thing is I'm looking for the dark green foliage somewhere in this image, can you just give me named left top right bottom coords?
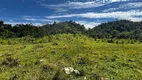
left=9, top=74, right=17, bottom=80
left=52, top=42, right=58, bottom=45
left=0, top=21, right=4, bottom=27
left=41, top=65, right=53, bottom=72
left=90, top=20, right=142, bottom=40
left=52, top=71, right=66, bottom=80
left=41, top=21, right=86, bottom=35
left=1, top=57, right=20, bottom=67
left=107, top=39, right=114, bottom=43
left=0, top=20, right=86, bottom=38
left=93, top=73, right=102, bottom=80
left=76, top=57, right=89, bottom=65
left=1, top=20, right=142, bottom=41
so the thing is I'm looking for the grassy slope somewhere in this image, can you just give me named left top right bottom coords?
left=0, top=34, right=142, bottom=80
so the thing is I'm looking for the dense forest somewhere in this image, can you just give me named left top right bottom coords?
left=0, top=20, right=142, bottom=40
left=89, top=20, right=142, bottom=40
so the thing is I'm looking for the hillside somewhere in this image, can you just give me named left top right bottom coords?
left=0, top=34, right=142, bottom=80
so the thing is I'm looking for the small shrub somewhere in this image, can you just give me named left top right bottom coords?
left=107, top=39, right=114, bottom=43
left=52, top=42, right=58, bottom=45
left=0, top=40, right=7, bottom=44
left=111, top=58, right=116, bottom=62
left=74, top=69, right=85, bottom=77
left=8, top=40, right=12, bottom=45
left=93, top=73, right=103, bottom=80
left=76, top=57, right=89, bottom=65
left=22, top=35, right=35, bottom=43
left=1, top=57, right=20, bottom=67
left=115, top=41, right=119, bottom=44
left=121, top=41, right=124, bottom=44
left=9, top=74, right=17, bottom=80
left=41, top=65, right=53, bottom=72
left=52, top=71, right=66, bottom=80
left=121, top=62, right=129, bottom=67
left=139, top=40, right=142, bottom=43
left=130, top=41, right=134, bottom=44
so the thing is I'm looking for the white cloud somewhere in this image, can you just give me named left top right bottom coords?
left=111, top=0, right=129, bottom=2
left=46, top=10, right=142, bottom=22
left=24, top=18, right=37, bottom=21
left=76, top=21, right=101, bottom=29
left=41, top=0, right=130, bottom=11
left=23, top=17, right=59, bottom=24
left=5, top=21, right=42, bottom=26
left=119, top=2, right=142, bottom=9
left=103, top=2, right=142, bottom=12
left=41, top=1, right=105, bottom=12
left=127, top=17, right=142, bottom=22
left=22, top=16, right=40, bottom=18
left=53, top=8, right=67, bottom=13
left=65, top=1, right=103, bottom=9
left=32, top=23, right=42, bottom=26
left=103, top=8, right=118, bottom=12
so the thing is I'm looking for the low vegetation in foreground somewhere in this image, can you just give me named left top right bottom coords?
left=0, top=34, right=142, bottom=80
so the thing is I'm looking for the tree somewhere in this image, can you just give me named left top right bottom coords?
left=0, top=21, right=4, bottom=27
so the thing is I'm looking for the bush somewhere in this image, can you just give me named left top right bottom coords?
left=116, top=41, right=119, bottom=44
left=107, top=39, right=114, bottom=43
left=1, top=57, right=20, bottom=67
left=52, top=42, right=58, bottom=45
left=41, top=65, right=53, bottom=72
left=52, top=70, right=67, bottom=80
left=20, top=35, right=35, bottom=43
left=76, top=56, right=89, bottom=65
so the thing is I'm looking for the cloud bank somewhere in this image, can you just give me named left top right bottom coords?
left=46, top=10, right=142, bottom=22
left=40, top=0, right=130, bottom=12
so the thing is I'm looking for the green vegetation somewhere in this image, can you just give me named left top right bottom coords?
left=0, top=21, right=86, bottom=38
left=89, top=20, right=142, bottom=40
left=0, top=20, right=142, bottom=80
left=0, top=34, right=142, bottom=80
left=1, top=20, right=142, bottom=40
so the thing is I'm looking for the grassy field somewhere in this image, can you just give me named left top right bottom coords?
left=0, top=34, right=142, bottom=80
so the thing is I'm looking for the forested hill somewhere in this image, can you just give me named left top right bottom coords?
left=89, top=20, right=142, bottom=40
left=0, top=21, right=86, bottom=38
left=0, top=20, right=142, bottom=40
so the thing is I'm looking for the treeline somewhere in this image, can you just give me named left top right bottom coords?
left=89, top=20, right=142, bottom=40
left=0, top=20, right=142, bottom=40
left=0, top=21, right=86, bottom=38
